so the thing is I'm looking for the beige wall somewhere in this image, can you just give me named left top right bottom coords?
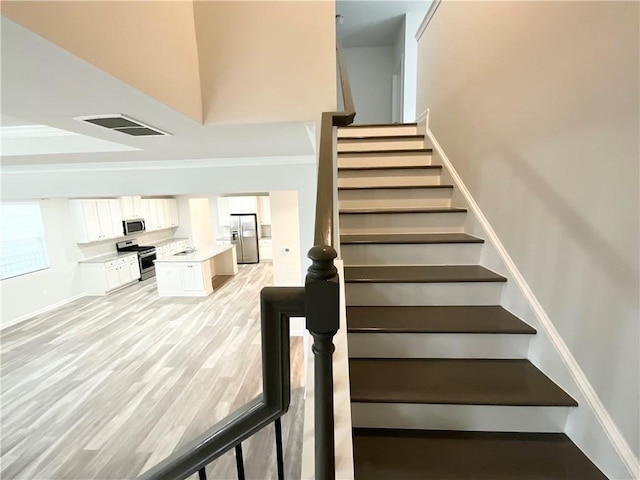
left=193, top=0, right=337, bottom=124
left=417, top=0, right=639, bottom=465
left=1, top=0, right=203, bottom=123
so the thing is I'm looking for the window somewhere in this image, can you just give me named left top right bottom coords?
left=0, top=203, right=49, bottom=280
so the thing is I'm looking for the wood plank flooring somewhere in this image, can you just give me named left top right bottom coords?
left=1, top=263, right=306, bottom=479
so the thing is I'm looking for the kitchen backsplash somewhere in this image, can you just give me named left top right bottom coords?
left=77, top=229, right=179, bottom=259
left=261, top=224, right=271, bottom=238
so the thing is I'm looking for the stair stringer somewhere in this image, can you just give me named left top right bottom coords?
left=422, top=116, right=638, bottom=480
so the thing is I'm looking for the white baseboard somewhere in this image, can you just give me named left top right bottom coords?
left=1, top=293, right=86, bottom=330
left=426, top=126, right=639, bottom=479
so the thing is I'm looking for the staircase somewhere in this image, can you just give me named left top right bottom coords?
left=337, top=123, right=607, bottom=479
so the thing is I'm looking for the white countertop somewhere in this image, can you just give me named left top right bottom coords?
left=154, top=245, right=235, bottom=263
left=78, top=251, right=138, bottom=264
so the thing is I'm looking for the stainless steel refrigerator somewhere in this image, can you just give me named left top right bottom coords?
left=230, top=213, right=259, bottom=264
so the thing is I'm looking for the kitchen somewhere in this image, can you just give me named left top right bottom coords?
left=1, top=191, right=302, bottom=328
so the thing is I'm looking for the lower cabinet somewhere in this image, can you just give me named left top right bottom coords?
left=81, top=254, right=140, bottom=295
left=259, top=239, right=273, bottom=261
left=156, top=261, right=212, bottom=297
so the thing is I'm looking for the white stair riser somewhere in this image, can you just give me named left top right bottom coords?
left=345, top=282, right=504, bottom=306
left=337, top=169, right=442, bottom=187
left=338, top=153, right=431, bottom=168
left=337, top=126, right=417, bottom=137
left=348, top=333, right=530, bottom=359
left=338, top=188, right=452, bottom=209
left=351, top=404, right=571, bottom=433
left=339, top=212, right=466, bottom=234
left=338, top=139, right=424, bottom=152
left=341, top=243, right=482, bottom=266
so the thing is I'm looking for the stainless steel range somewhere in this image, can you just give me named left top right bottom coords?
left=116, top=239, right=156, bottom=281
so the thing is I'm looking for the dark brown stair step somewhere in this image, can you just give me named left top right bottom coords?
left=344, top=265, right=507, bottom=283
left=339, top=206, right=466, bottom=215
left=346, top=306, right=536, bottom=334
left=353, top=429, right=607, bottom=480
left=341, top=122, right=418, bottom=128
left=338, top=148, right=433, bottom=156
left=338, top=134, right=424, bottom=141
left=340, top=233, right=483, bottom=244
left=338, top=184, right=453, bottom=191
left=338, top=164, right=441, bottom=171
left=349, top=358, right=577, bottom=406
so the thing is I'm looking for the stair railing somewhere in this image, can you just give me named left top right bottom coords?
left=138, top=32, right=354, bottom=480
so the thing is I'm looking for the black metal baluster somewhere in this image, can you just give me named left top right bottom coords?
left=235, top=443, right=245, bottom=480
left=274, top=418, right=285, bottom=480
left=198, top=467, right=206, bottom=480
left=305, top=246, right=339, bottom=480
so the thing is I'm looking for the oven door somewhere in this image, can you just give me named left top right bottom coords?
left=139, top=251, right=157, bottom=280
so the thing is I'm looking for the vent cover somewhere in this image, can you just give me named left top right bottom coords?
left=74, top=114, right=170, bottom=137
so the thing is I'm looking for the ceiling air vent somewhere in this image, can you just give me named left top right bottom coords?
left=75, top=114, right=170, bottom=137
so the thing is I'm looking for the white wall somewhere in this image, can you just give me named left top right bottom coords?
left=270, top=191, right=302, bottom=286
left=417, top=1, right=639, bottom=476
left=1, top=158, right=316, bottom=325
left=402, top=12, right=422, bottom=123
left=343, top=46, right=394, bottom=124
left=0, top=199, right=83, bottom=326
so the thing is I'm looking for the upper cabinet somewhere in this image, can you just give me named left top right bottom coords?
left=258, top=196, right=271, bottom=225
left=72, top=196, right=180, bottom=243
left=140, top=198, right=179, bottom=232
left=228, top=196, right=257, bottom=214
left=120, top=195, right=143, bottom=219
left=70, top=199, right=123, bottom=243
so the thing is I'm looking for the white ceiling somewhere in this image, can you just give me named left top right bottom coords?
left=336, top=0, right=431, bottom=48
left=0, top=18, right=315, bottom=167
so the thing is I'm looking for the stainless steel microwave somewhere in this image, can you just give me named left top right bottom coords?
left=123, top=218, right=146, bottom=236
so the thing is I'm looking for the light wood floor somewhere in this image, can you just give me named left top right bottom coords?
left=1, top=263, right=306, bottom=479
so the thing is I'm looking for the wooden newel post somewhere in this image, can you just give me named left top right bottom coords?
left=305, top=245, right=340, bottom=480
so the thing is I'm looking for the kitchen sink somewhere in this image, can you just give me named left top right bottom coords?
left=174, top=249, right=196, bottom=256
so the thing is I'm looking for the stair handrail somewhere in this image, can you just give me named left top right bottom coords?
left=306, top=30, right=356, bottom=480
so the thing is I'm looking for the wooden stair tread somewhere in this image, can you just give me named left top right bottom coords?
left=338, top=148, right=433, bottom=156
left=346, top=306, right=536, bottom=334
left=340, top=122, right=418, bottom=128
left=339, top=206, right=466, bottom=215
left=338, top=184, right=453, bottom=191
left=338, top=164, right=441, bottom=171
left=353, top=429, right=607, bottom=480
left=349, top=358, right=577, bottom=406
left=344, top=265, right=507, bottom=283
left=340, top=233, right=483, bottom=245
left=338, top=134, right=424, bottom=141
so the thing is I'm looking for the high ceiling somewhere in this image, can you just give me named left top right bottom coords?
left=336, top=0, right=431, bottom=48
left=0, top=1, right=337, bottom=168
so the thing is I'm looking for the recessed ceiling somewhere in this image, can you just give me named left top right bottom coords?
left=336, top=0, right=431, bottom=47
left=0, top=18, right=315, bottom=167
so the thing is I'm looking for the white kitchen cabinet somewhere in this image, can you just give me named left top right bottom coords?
left=181, top=263, right=205, bottom=291
left=106, top=262, right=120, bottom=290
left=217, top=197, right=230, bottom=228
left=120, top=196, right=143, bottom=219
left=109, top=199, right=124, bottom=238
left=259, top=196, right=271, bottom=225
left=259, top=238, right=273, bottom=260
left=167, top=199, right=179, bottom=227
left=81, top=253, right=139, bottom=295
left=228, top=196, right=257, bottom=214
left=140, top=198, right=178, bottom=232
left=156, top=264, right=182, bottom=291
left=71, top=199, right=122, bottom=243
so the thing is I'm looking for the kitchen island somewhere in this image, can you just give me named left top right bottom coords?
left=154, top=245, right=238, bottom=297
